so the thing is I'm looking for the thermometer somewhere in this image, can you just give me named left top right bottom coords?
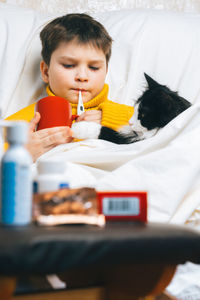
left=77, top=90, right=85, bottom=115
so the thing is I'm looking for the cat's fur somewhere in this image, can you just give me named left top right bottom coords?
left=72, top=73, right=191, bottom=144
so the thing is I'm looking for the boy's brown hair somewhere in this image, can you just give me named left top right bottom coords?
left=40, top=13, right=113, bottom=65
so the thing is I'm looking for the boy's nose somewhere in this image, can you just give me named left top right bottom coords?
left=75, top=67, right=88, bottom=82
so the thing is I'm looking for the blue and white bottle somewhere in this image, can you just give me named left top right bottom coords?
left=1, top=122, right=32, bottom=225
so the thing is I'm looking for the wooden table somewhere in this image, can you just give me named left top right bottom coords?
left=0, top=222, right=200, bottom=300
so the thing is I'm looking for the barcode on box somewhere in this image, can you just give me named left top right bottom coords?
left=102, top=197, right=140, bottom=216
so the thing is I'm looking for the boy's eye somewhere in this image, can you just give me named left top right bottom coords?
left=89, top=66, right=99, bottom=71
left=63, top=64, right=75, bottom=68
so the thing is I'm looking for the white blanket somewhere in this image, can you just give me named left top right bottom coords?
left=38, top=102, right=200, bottom=224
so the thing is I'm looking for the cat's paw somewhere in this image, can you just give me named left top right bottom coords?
left=71, top=121, right=102, bottom=140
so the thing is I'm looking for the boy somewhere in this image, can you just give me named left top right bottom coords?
left=6, top=14, right=134, bottom=161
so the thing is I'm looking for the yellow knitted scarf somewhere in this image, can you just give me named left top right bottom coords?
left=6, top=84, right=134, bottom=131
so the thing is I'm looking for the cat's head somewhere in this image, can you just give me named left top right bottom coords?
left=130, top=73, right=191, bottom=132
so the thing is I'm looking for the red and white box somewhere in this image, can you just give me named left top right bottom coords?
left=97, top=191, right=147, bottom=223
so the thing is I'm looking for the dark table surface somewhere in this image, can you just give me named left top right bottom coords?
left=0, top=222, right=200, bottom=276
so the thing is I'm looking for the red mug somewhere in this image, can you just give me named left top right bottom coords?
left=36, top=96, right=78, bottom=131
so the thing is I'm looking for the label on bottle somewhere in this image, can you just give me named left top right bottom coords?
left=33, top=180, right=69, bottom=194
left=1, top=162, right=32, bottom=225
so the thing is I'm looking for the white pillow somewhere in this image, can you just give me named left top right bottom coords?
left=0, top=3, right=52, bottom=117
left=95, top=9, right=200, bottom=106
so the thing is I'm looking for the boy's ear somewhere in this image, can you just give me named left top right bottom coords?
left=40, top=61, right=49, bottom=83
left=106, top=62, right=109, bottom=73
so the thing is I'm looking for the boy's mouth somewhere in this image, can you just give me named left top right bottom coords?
left=73, top=88, right=87, bottom=92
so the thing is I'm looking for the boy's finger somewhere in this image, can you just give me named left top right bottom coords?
left=76, top=112, right=86, bottom=122
left=42, top=131, right=73, bottom=148
left=29, top=112, right=41, bottom=132
left=76, top=110, right=101, bottom=122
left=36, top=126, right=73, bottom=139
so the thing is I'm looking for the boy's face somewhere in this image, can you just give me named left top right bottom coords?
left=40, top=39, right=107, bottom=104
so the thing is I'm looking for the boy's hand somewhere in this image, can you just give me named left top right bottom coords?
left=26, top=112, right=73, bottom=162
left=76, top=110, right=102, bottom=124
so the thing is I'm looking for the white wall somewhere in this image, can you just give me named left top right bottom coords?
left=2, top=0, right=200, bottom=14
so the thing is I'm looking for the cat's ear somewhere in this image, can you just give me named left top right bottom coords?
left=144, top=73, right=160, bottom=89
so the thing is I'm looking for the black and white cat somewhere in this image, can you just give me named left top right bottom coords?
left=72, top=73, right=191, bottom=144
